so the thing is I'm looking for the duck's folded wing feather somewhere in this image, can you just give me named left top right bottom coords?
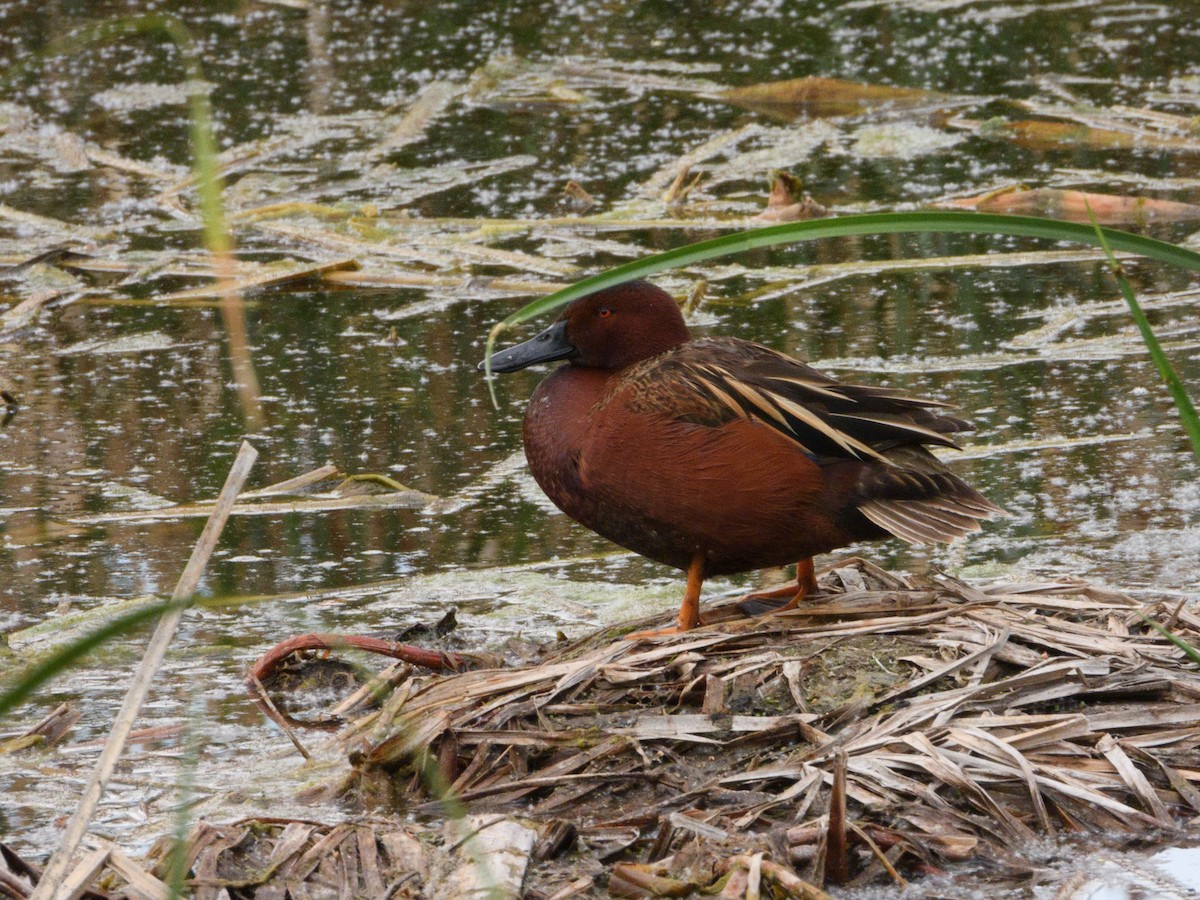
left=623, top=338, right=973, bottom=463
left=854, top=447, right=1009, bottom=544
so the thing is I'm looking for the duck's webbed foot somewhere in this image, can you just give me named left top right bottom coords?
left=736, top=558, right=818, bottom=617
left=623, top=615, right=710, bottom=640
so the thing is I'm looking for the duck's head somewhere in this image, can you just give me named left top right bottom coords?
left=481, top=281, right=690, bottom=374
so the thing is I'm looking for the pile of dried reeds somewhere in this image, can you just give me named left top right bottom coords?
left=322, top=558, right=1200, bottom=895
left=10, top=559, right=1194, bottom=898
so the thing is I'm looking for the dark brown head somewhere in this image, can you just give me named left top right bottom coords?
left=482, top=281, right=690, bottom=373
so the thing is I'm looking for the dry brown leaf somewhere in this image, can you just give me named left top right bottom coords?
left=721, top=76, right=941, bottom=119
left=958, top=116, right=1200, bottom=153
left=941, top=187, right=1200, bottom=225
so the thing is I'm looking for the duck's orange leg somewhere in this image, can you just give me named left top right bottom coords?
left=737, top=558, right=818, bottom=616
left=771, top=557, right=818, bottom=613
left=625, top=552, right=705, bottom=640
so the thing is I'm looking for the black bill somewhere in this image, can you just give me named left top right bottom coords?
left=479, top=319, right=576, bottom=373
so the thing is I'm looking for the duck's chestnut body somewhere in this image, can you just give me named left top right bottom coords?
left=486, top=281, right=1005, bottom=633
left=523, top=345, right=888, bottom=576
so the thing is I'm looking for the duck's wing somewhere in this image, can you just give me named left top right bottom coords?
left=625, top=337, right=971, bottom=464
left=854, top=446, right=1009, bottom=543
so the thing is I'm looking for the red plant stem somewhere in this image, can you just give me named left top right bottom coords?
left=246, top=632, right=468, bottom=684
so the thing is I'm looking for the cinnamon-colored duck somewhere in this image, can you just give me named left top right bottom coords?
left=483, top=281, right=1006, bottom=636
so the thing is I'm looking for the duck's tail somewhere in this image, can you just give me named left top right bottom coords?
left=854, top=446, right=1009, bottom=545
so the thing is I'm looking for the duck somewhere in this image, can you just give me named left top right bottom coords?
left=482, top=280, right=1006, bottom=636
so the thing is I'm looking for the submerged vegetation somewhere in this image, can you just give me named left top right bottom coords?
left=2, top=0, right=1200, bottom=896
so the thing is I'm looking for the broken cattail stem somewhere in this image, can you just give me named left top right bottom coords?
left=31, top=441, right=258, bottom=900
left=824, top=751, right=850, bottom=885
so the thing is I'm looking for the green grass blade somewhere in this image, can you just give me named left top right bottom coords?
left=45, top=15, right=229, bottom=253
left=1088, top=211, right=1200, bottom=462
left=0, top=598, right=185, bottom=717
left=0, top=14, right=236, bottom=724
left=482, top=211, right=1200, bottom=400
left=1140, top=613, right=1200, bottom=666
left=164, top=697, right=204, bottom=898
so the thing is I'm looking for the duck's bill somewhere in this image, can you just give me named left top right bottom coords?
left=479, top=320, right=576, bottom=373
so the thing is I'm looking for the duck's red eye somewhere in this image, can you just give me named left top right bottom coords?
left=598, top=307, right=612, bottom=319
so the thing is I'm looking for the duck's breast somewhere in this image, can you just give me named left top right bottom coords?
left=522, top=366, right=613, bottom=525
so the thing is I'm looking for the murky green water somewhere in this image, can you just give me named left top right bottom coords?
left=2, top=0, right=1199, bottom=888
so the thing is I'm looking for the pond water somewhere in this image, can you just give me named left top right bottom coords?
left=1, top=0, right=1199, bottom=893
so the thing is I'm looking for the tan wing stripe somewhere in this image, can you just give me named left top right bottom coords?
left=694, top=375, right=749, bottom=421
left=922, top=497, right=1008, bottom=519
left=879, top=504, right=958, bottom=541
left=721, top=377, right=795, bottom=430
left=860, top=499, right=975, bottom=543
left=857, top=387, right=955, bottom=408
left=829, top=412, right=962, bottom=445
left=695, top=374, right=820, bottom=456
left=844, top=383, right=957, bottom=407
left=857, top=501, right=938, bottom=544
left=889, top=514, right=960, bottom=543
left=762, top=375, right=852, bottom=402
left=893, top=501, right=982, bottom=535
left=766, top=392, right=891, bottom=463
